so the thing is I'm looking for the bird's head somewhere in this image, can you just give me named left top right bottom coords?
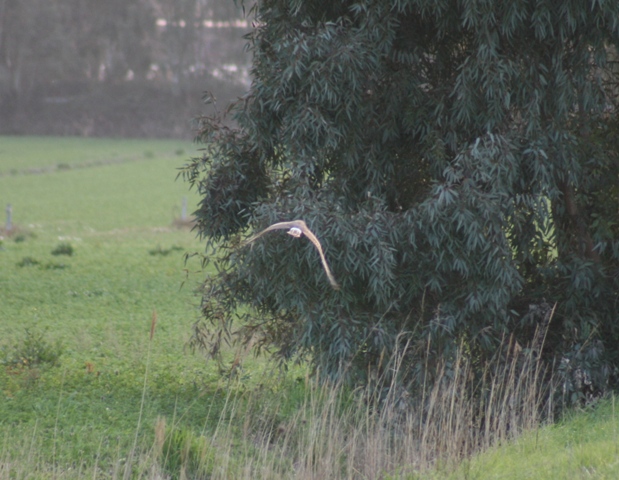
left=287, top=227, right=303, bottom=238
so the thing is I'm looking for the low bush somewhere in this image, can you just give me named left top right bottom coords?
left=51, top=242, right=74, bottom=256
left=1, top=327, right=64, bottom=369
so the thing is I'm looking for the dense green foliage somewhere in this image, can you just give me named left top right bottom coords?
left=183, top=0, right=619, bottom=399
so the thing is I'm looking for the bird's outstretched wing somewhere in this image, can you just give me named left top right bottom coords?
left=241, top=220, right=340, bottom=290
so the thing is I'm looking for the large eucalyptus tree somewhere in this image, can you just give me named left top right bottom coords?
left=183, top=0, right=619, bottom=398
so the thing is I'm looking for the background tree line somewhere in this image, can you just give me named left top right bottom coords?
left=0, top=0, right=250, bottom=138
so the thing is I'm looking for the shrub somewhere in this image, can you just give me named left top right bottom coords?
left=51, top=242, right=74, bottom=256
left=148, top=245, right=184, bottom=256
left=1, top=327, right=64, bottom=369
left=16, top=256, right=40, bottom=267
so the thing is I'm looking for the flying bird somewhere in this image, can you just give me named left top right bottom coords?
left=241, top=220, right=340, bottom=290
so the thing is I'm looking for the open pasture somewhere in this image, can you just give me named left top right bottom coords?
left=1, top=136, right=204, bottom=349
left=0, top=136, right=300, bottom=477
left=0, top=137, right=188, bottom=175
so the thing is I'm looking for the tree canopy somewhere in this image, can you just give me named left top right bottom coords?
left=183, top=0, right=619, bottom=402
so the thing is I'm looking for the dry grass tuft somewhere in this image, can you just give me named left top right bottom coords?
left=171, top=216, right=197, bottom=230
left=147, top=336, right=553, bottom=479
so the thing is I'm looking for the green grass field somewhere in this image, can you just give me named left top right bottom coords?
left=440, top=399, right=619, bottom=480
left=1, top=136, right=617, bottom=479
left=0, top=136, right=294, bottom=477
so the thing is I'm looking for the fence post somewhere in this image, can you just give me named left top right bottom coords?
left=5, top=203, right=12, bottom=232
left=181, top=196, right=187, bottom=220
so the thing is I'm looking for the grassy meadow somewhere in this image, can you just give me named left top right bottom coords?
left=1, top=136, right=618, bottom=479
left=0, top=136, right=284, bottom=478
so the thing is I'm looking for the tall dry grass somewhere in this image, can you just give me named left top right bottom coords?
left=143, top=332, right=554, bottom=480
left=1, top=329, right=554, bottom=479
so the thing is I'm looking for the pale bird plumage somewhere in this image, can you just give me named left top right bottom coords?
left=241, top=220, right=340, bottom=289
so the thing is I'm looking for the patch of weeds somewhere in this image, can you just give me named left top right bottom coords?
left=1, top=327, right=64, bottom=369
left=172, top=217, right=196, bottom=229
left=160, top=423, right=212, bottom=480
left=51, top=242, right=74, bottom=256
left=144, top=150, right=155, bottom=159
left=9, top=229, right=36, bottom=242
left=16, top=256, right=40, bottom=267
left=149, top=245, right=184, bottom=256
left=68, top=289, right=106, bottom=297
left=57, top=163, right=71, bottom=171
left=16, top=257, right=69, bottom=269
left=175, top=148, right=185, bottom=156
left=84, top=289, right=106, bottom=297
left=43, top=262, right=69, bottom=270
